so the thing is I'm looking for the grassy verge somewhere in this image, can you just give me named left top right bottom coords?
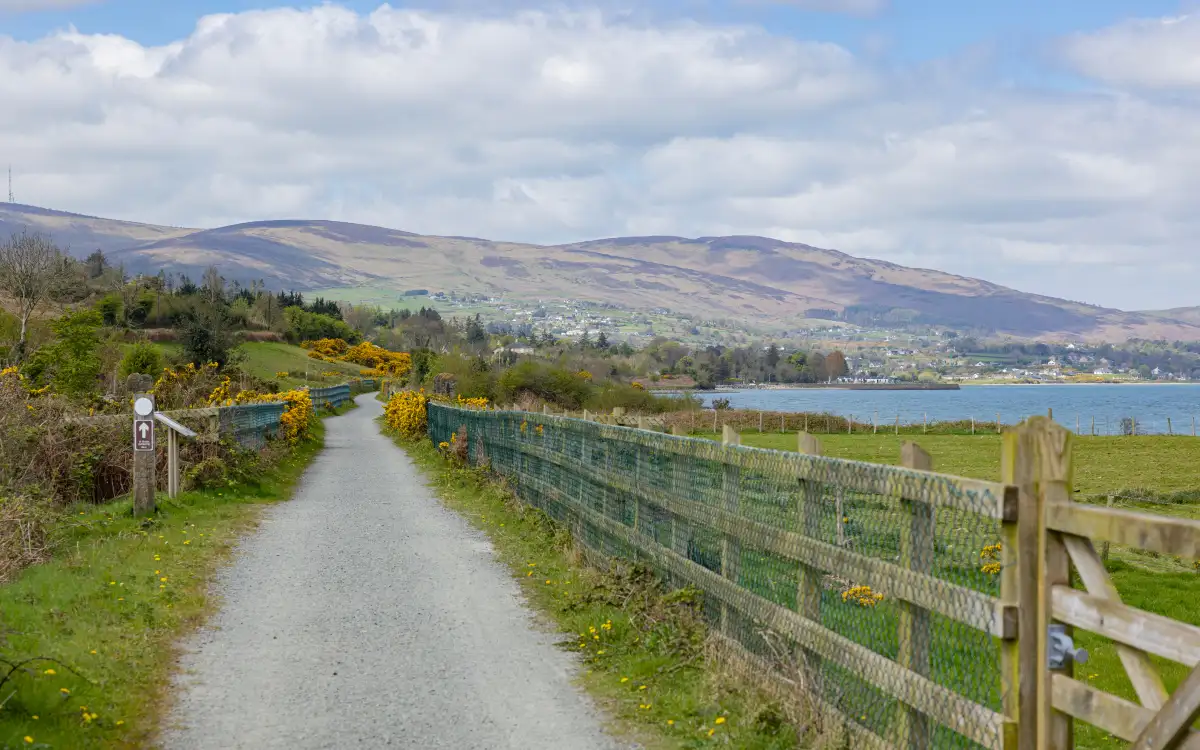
left=0, top=423, right=327, bottom=750
left=395, top=433, right=819, bottom=750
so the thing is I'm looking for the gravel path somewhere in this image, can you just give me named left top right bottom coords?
left=164, top=394, right=624, bottom=750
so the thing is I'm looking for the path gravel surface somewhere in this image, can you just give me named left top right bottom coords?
left=164, top=394, right=625, bottom=750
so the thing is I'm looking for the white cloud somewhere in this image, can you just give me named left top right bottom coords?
left=0, top=5, right=1198, bottom=309
left=1061, top=14, right=1200, bottom=89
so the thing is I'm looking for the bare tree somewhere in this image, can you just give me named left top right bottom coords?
left=0, top=230, right=70, bottom=361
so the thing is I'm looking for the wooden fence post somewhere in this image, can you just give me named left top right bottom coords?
left=720, top=425, right=742, bottom=640
left=1003, top=424, right=1039, bottom=750
left=1168, top=417, right=1173, bottom=435
left=132, top=393, right=156, bottom=516
left=895, top=414, right=900, bottom=435
left=896, top=441, right=933, bottom=749
left=796, top=432, right=824, bottom=701
left=1031, top=416, right=1074, bottom=750
left=759, top=410, right=764, bottom=433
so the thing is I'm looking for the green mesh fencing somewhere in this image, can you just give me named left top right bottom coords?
left=308, top=384, right=352, bottom=408
left=429, top=403, right=1015, bottom=749
left=219, top=402, right=286, bottom=449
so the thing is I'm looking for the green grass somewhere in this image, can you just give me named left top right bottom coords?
left=132, top=340, right=367, bottom=390
left=235, top=342, right=365, bottom=389
left=0, top=424, right=326, bottom=750
left=698, top=431, right=1200, bottom=504
left=693, top=429, right=1200, bottom=748
left=397, top=435, right=815, bottom=750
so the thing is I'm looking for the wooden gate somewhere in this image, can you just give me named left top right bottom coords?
left=1019, top=416, right=1200, bottom=749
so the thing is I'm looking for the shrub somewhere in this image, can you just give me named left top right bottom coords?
left=119, top=341, right=163, bottom=379
left=46, top=309, right=105, bottom=400
left=497, top=361, right=593, bottom=410
left=584, top=382, right=691, bottom=414
left=384, top=390, right=428, bottom=440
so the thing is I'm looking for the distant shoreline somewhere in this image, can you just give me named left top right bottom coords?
left=693, top=381, right=1199, bottom=393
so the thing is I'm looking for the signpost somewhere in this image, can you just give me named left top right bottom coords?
left=132, top=393, right=156, bottom=515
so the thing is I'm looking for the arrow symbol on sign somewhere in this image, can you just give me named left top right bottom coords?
left=139, top=423, right=150, bottom=439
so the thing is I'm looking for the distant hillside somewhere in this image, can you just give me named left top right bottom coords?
left=2, top=202, right=1198, bottom=341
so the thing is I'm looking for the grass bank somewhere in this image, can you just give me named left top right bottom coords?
left=0, top=420, right=330, bottom=750
left=397, top=434, right=822, bottom=750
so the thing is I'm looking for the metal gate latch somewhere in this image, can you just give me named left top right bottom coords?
left=1048, top=624, right=1089, bottom=668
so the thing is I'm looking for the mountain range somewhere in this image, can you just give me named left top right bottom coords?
left=1, top=202, right=1197, bottom=341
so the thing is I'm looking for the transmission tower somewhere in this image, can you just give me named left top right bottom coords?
left=6, top=166, right=12, bottom=203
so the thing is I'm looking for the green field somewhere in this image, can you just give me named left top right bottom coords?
left=234, top=342, right=364, bottom=389
left=699, top=431, right=1200, bottom=505
left=144, top=341, right=365, bottom=390
left=691, top=429, right=1200, bottom=748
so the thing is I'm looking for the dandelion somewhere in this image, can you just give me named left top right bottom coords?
left=620, top=677, right=629, bottom=683
left=44, top=669, right=56, bottom=675
left=60, top=688, right=70, bottom=696
left=116, top=720, right=124, bottom=726
left=24, top=737, right=33, bottom=745
left=639, top=685, right=647, bottom=691
left=715, top=717, right=726, bottom=725
left=667, top=720, right=675, bottom=726
left=90, top=650, right=97, bottom=655
left=707, top=728, right=716, bottom=737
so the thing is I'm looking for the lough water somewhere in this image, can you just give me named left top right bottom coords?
left=695, top=384, right=1200, bottom=435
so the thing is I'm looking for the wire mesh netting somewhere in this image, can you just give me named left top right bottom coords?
left=308, top=384, right=352, bottom=408
left=219, top=402, right=286, bottom=449
left=430, top=403, right=1014, bottom=749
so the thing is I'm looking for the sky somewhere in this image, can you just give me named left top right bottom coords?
left=1, top=1, right=1199, bottom=311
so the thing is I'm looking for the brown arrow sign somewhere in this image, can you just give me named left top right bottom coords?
left=134, top=417, right=155, bottom=451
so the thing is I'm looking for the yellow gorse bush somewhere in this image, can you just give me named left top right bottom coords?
left=384, top=389, right=428, bottom=440
left=201, top=377, right=313, bottom=444
left=842, top=584, right=884, bottom=607
left=301, top=338, right=350, bottom=358
left=299, top=339, right=413, bottom=378
left=980, top=542, right=1002, bottom=576
left=274, top=389, right=314, bottom=443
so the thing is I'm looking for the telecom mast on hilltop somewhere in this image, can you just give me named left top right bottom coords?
left=6, top=165, right=12, bottom=203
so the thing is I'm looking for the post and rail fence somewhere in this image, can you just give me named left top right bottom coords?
left=427, top=402, right=1200, bottom=749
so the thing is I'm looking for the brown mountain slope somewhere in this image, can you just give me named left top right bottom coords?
left=1, top=203, right=1197, bottom=340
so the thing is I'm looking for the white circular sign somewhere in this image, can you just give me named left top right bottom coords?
left=134, top=397, right=154, bottom=416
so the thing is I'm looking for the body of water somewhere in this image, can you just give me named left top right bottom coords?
left=694, top=384, right=1200, bottom=435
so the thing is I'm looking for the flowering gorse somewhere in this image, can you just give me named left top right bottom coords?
left=384, top=390, right=428, bottom=439
left=842, top=584, right=884, bottom=607
left=980, top=543, right=1002, bottom=576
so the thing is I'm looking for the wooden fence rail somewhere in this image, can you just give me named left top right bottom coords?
left=432, top=404, right=1200, bottom=749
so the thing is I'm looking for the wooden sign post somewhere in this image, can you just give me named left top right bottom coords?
left=132, top=393, right=156, bottom=515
